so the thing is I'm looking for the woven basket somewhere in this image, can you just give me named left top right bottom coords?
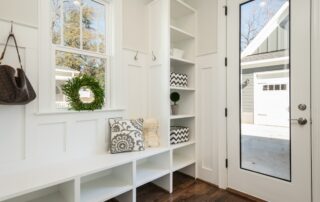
left=170, top=126, right=190, bottom=144
left=170, top=72, right=188, bottom=88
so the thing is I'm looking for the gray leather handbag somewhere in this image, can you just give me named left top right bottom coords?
left=0, top=32, right=36, bottom=105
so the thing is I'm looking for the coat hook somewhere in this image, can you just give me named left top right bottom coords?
left=10, top=21, right=13, bottom=34
left=152, top=51, right=157, bottom=61
left=134, top=51, right=139, bottom=61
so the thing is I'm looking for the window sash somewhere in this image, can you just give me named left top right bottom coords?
left=52, top=0, right=111, bottom=109
left=54, top=0, right=110, bottom=56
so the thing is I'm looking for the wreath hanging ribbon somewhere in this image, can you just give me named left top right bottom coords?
left=62, top=74, right=105, bottom=111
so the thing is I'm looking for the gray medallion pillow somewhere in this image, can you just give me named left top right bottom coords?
left=109, top=118, right=145, bottom=154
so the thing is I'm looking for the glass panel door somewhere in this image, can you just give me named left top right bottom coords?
left=240, top=0, right=291, bottom=181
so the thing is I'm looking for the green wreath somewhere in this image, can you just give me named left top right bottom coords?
left=62, top=75, right=105, bottom=111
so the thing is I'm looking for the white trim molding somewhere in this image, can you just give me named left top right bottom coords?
left=217, top=0, right=228, bottom=189
left=311, top=0, right=320, bottom=201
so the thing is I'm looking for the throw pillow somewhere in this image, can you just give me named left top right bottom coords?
left=109, top=118, right=145, bottom=154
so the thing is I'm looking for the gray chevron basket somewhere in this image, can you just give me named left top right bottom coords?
left=170, top=126, right=190, bottom=144
left=170, top=72, right=188, bottom=88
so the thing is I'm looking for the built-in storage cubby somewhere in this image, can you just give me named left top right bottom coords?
left=172, top=144, right=196, bottom=172
left=3, top=181, right=75, bottom=202
left=170, top=90, right=195, bottom=116
left=171, top=118, right=196, bottom=145
left=136, top=152, right=170, bottom=187
left=80, top=163, right=133, bottom=202
left=171, top=59, right=196, bottom=89
left=170, top=0, right=196, bottom=36
left=107, top=190, right=133, bottom=202
left=170, top=0, right=196, bottom=62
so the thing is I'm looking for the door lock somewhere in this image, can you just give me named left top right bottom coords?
left=298, top=104, right=307, bottom=111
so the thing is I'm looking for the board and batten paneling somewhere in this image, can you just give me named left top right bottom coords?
left=197, top=53, right=220, bottom=185
left=124, top=49, right=148, bottom=118
left=0, top=13, right=125, bottom=166
left=147, top=0, right=170, bottom=147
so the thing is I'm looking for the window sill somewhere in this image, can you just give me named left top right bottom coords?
left=35, top=108, right=126, bottom=116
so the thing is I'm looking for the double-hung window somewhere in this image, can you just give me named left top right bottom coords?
left=51, top=0, right=109, bottom=109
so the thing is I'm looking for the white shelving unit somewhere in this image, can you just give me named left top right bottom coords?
left=169, top=0, right=197, bottom=181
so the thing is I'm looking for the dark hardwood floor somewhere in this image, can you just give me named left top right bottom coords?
left=136, top=172, right=257, bottom=202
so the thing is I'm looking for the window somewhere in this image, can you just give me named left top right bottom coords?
left=51, top=0, right=108, bottom=109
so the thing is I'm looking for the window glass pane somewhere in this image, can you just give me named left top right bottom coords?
left=240, top=0, right=290, bottom=181
left=55, top=51, right=106, bottom=108
left=63, top=0, right=81, bottom=48
left=82, top=0, right=106, bottom=53
left=51, top=0, right=61, bottom=44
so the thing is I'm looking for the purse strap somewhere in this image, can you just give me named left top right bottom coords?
left=0, top=33, right=23, bottom=69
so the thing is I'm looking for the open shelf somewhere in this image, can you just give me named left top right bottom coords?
left=172, top=144, right=196, bottom=172
left=170, top=114, right=195, bottom=120
left=170, top=90, right=195, bottom=115
left=4, top=181, right=75, bottom=202
left=171, top=25, right=195, bottom=42
left=171, top=0, right=196, bottom=20
left=170, top=86, right=195, bottom=91
left=170, top=140, right=196, bottom=150
left=80, top=163, right=133, bottom=202
left=171, top=57, right=195, bottom=66
left=136, top=152, right=170, bottom=187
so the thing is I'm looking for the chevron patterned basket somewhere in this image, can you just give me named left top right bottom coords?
left=170, top=72, right=188, bottom=88
left=170, top=126, right=190, bottom=144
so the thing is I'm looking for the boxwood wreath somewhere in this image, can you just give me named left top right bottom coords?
left=62, top=75, right=105, bottom=111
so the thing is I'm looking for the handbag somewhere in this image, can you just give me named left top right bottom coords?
left=0, top=31, right=36, bottom=105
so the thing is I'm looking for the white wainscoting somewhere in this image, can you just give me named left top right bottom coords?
left=196, top=53, right=221, bottom=185
left=0, top=20, right=127, bottom=168
left=123, top=49, right=148, bottom=118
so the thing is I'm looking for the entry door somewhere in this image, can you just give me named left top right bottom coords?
left=227, top=0, right=311, bottom=201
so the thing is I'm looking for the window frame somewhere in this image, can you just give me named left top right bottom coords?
left=51, top=0, right=112, bottom=110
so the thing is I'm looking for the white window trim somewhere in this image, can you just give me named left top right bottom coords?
left=38, top=0, right=123, bottom=113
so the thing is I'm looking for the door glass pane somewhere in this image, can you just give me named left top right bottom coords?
left=240, top=0, right=290, bottom=181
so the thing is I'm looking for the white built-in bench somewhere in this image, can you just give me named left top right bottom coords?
left=0, top=144, right=196, bottom=202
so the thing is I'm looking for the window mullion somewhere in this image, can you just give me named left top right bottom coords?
left=60, top=0, right=64, bottom=46
left=80, top=1, right=83, bottom=50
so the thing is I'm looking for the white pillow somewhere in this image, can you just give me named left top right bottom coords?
left=109, top=118, right=145, bottom=154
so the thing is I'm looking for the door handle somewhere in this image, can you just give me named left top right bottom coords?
left=291, top=118, right=308, bottom=125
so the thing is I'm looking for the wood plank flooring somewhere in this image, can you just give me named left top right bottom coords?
left=136, top=172, right=257, bottom=202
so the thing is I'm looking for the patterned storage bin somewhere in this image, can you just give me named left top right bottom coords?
left=170, top=72, right=188, bottom=88
left=170, top=126, right=190, bottom=144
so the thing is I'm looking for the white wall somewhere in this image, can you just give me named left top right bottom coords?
left=0, top=0, right=38, bottom=27
left=186, top=0, right=218, bottom=55
left=123, top=0, right=150, bottom=53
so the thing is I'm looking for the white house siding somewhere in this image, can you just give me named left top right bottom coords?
left=241, top=73, right=254, bottom=124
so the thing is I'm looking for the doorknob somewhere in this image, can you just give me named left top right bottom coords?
left=291, top=118, right=308, bottom=125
